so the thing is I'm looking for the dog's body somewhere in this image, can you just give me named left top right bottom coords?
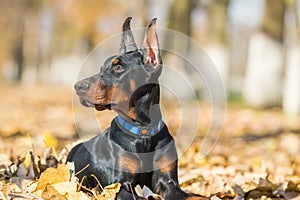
left=68, top=119, right=181, bottom=199
left=67, top=17, right=206, bottom=200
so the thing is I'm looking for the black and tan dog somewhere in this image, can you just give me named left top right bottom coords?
left=67, top=17, right=206, bottom=200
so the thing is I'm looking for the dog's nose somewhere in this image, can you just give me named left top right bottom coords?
left=74, top=80, right=90, bottom=95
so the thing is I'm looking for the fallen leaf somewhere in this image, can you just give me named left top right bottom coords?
left=0, top=183, right=17, bottom=200
left=51, top=181, right=77, bottom=197
left=41, top=184, right=67, bottom=200
left=245, top=177, right=283, bottom=199
left=142, top=185, right=154, bottom=198
left=257, top=177, right=278, bottom=191
left=26, top=181, right=38, bottom=193
left=97, top=183, right=121, bottom=200
left=135, top=184, right=143, bottom=196
left=35, top=164, right=70, bottom=191
left=142, top=185, right=162, bottom=200
left=8, top=192, right=43, bottom=200
left=286, top=180, right=300, bottom=192
left=285, top=181, right=300, bottom=200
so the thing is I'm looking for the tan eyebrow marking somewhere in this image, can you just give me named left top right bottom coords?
left=112, top=58, right=119, bottom=65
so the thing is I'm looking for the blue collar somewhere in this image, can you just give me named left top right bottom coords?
left=116, top=115, right=163, bottom=136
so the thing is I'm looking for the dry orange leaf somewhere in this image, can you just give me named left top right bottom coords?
left=41, top=184, right=67, bottom=200
left=51, top=182, right=77, bottom=197
left=35, top=164, right=70, bottom=191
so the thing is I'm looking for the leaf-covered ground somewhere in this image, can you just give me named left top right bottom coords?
left=0, top=85, right=299, bottom=199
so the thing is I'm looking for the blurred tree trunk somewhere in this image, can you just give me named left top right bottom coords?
left=163, top=0, right=194, bottom=99
left=164, top=0, right=231, bottom=99
left=243, top=0, right=286, bottom=107
left=8, top=0, right=42, bottom=84
left=261, top=0, right=285, bottom=42
left=294, top=0, right=300, bottom=37
left=12, top=28, right=25, bottom=82
left=167, top=0, right=192, bottom=35
left=205, top=0, right=231, bottom=90
left=283, top=0, right=300, bottom=115
left=21, top=0, right=43, bottom=85
left=165, top=0, right=193, bottom=51
left=207, top=0, right=230, bottom=45
left=36, top=6, right=54, bottom=84
left=11, top=1, right=28, bottom=82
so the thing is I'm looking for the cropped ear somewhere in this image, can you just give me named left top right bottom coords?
left=142, top=18, right=162, bottom=68
left=119, top=17, right=138, bottom=54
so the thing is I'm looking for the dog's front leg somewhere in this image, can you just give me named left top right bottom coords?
left=152, top=165, right=208, bottom=200
left=151, top=141, right=187, bottom=199
left=152, top=157, right=189, bottom=199
left=152, top=144, right=208, bottom=200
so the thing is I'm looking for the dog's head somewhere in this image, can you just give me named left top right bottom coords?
left=74, top=17, right=162, bottom=117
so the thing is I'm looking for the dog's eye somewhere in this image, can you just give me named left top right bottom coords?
left=113, top=65, right=125, bottom=73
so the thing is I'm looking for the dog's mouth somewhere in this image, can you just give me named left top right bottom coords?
left=79, top=98, right=117, bottom=111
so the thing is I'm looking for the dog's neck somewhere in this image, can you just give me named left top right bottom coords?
left=119, top=83, right=162, bottom=127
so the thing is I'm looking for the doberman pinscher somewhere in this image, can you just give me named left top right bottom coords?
left=67, top=17, right=207, bottom=200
